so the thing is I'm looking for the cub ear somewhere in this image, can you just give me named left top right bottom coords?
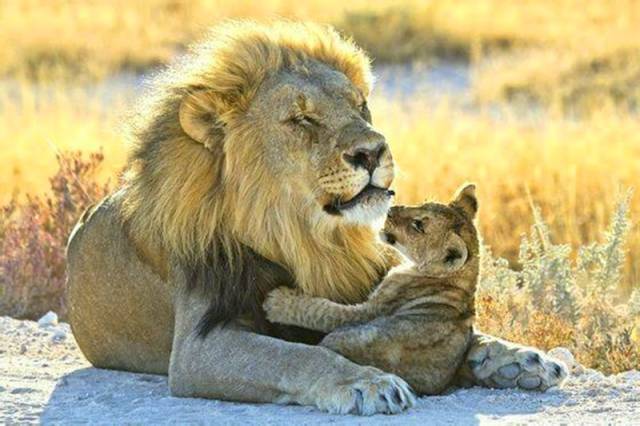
left=179, top=89, right=225, bottom=151
left=450, top=183, right=478, bottom=219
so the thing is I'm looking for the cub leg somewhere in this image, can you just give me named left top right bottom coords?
left=320, top=317, right=469, bottom=395
left=263, top=286, right=376, bottom=333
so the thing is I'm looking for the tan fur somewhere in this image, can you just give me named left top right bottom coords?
left=264, top=185, right=480, bottom=394
left=67, top=21, right=567, bottom=414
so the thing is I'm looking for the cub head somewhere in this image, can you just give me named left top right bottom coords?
left=381, top=184, right=480, bottom=277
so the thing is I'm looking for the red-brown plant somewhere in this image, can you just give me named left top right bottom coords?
left=0, top=151, right=111, bottom=319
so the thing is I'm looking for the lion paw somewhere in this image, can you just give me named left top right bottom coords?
left=312, top=368, right=416, bottom=415
left=263, top=286, right=299, bottom=324
left=467, top=337, right=568, bottom=391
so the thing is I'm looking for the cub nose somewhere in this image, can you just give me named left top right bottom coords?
left=444, top=248, right=463, bottom=264
left=343, top=143, right=386, bottom=173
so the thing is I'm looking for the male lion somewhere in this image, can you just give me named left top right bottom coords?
left=66, top=21, right=566, bottom=415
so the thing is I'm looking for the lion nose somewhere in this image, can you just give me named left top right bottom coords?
left=343, top=143, right=386, bottom=174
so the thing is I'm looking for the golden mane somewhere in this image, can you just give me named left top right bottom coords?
left=121, top=21, right=390, bottom=307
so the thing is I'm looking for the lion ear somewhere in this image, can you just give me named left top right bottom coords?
left=450, top=183, right=478, bottom=219
left=179, top=90, right=225, bottom=151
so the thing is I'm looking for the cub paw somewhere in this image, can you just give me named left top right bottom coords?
left=263, top=286, right=299, bottom=324
left=313, top=368, right=416, bottom=415
left=467, top=336, right=568, bottom=391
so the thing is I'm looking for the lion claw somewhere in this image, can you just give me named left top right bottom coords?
left=315, top=370, right=416, bottom=415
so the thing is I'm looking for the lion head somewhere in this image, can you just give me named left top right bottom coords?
left=122, top=21, right=396, bottom=327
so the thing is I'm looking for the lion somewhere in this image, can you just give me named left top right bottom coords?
left=264, top=184, right=567, bottom=395
left=66, top=21, right=567, bottom=415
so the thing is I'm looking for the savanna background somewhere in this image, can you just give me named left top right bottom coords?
left=1, top=0, right=639, bottom=374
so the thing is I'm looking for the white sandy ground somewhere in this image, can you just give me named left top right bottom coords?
left=1, top=315, right=639, bottom=425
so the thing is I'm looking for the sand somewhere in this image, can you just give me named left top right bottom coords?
left=1, top=315, right=639, bottom=425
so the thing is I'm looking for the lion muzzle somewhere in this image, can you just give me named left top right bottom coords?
left=318, top=121, right=395, bottom=221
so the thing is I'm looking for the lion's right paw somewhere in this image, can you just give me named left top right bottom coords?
left=263, top=286, right=299, bottom=324
left=313, top=369, right=416, bottom=415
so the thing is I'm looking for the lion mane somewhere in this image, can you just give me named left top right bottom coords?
left=119, top=21, right=392, bottom=336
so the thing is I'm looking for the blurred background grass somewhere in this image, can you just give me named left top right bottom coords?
left=1, top=1, right=638, bottom=295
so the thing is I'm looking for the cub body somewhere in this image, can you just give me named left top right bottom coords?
left=264, top=184, right=480, bottom=395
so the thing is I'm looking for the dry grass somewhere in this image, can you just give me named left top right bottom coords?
left=3, top=89, right=638, bottom=291
left=0, top=0, right=379, bottom=80
left=3, top=0, right=640, bottom=79
left=3, top=101, right=639, bottom=371
left=375, top=99, right=640, bottom=293
left=0, top=84, right=127, bottom=201
left=473, top=47, right=640, bottom=110
left=5, top=0, right=640, bottom=109
left=1, top=1, right=639, bottom=372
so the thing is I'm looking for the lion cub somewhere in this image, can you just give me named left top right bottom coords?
left=264, top=184, right=480, bottom=395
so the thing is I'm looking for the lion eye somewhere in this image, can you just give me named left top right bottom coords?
left=290, top=114, right=317, bottom=127
left=359, top=101, right=371, bottom=123
left=411, top=219, right=424, bottom=233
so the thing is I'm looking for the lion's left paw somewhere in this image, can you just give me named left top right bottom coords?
left=467, top=337, right=568, bottom=391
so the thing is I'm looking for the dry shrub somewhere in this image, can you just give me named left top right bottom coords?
left=0, top=151, right=111, bottom=320
left=477, top=193, right=640, bottom=374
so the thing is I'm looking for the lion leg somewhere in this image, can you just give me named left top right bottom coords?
left=169, top=288, right=415, bottom=415
left=263, top=287, right=375, bottom=333
left=66, top=194, right=174, bottom=374
left=459, top=331, right=568, bottom=391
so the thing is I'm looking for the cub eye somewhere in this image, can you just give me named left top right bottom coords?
left=411, top=219, right=424, bottom=233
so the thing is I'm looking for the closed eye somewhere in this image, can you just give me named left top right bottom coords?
left=289, top=114, right=320, bottom=127
left=411, top=219, right=424, bottom=233
left=359, top=101, right=371, bottom=122
left=452, top=222, right=464, bottom=234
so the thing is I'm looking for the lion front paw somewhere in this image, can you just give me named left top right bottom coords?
left=311, top=368, right=416, bottom=415
left=467, top=337, right=568, bottom=391
left=263, top=286, right=299, bottom=325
